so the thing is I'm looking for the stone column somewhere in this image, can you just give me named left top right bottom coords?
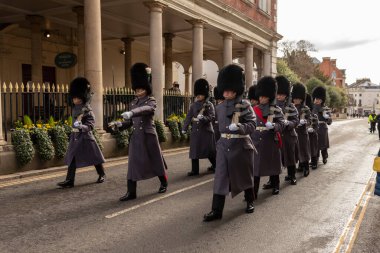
left=184, top=70, right=191, bottom=94
left=263, top=50, right=271, bottom=76
left=189, top=19, right=204, bottom=94
left=244, top=42, right=254, bottom=89
left=84, top=0, right=103, bottom=129
left=221, top=32, right=233, bottom=66
left=73, top=6, right=85, bottom=77
left=164, top=33, right=175, bottom=90
left=0, top=85, right=5, bottom=145
left=121, top=37, right=134, bottom=87
left=27, top=15, right=44, bottom=83
left=145, top=1, right=165, bottom=121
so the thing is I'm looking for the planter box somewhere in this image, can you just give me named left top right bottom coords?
left=0, top=128, right=189, bottom=175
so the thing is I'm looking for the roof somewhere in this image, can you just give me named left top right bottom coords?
left=348, top=78, right=380, bottom=88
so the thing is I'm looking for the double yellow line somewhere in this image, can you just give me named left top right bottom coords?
left=334, top=172, right=376, bottom=253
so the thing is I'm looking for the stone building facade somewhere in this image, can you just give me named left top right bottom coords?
left=0, top=0, right=281, bottom=143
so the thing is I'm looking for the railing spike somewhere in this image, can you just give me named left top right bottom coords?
left=32, top=83, right=36, bottom=92
left=15, top=82, right=19, bottom=92
left=2, top=82, right=6, bottom=93
left=37, top=83, right=41, bottom=92
left=26, top=82, right=30, bottom=92
left=9, top=82, right=13, bottom=93
left=21, top=82, right=25, bottom=92
left=56, top=83, right=60, bottom=92
left=52, top=83, right=55, bottom=92
left=42, top=83, right=46, bottom=92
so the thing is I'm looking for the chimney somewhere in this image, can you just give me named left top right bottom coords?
left=322, top=57, right=330, bottom=62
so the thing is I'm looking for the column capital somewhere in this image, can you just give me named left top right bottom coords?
left=144, top=1, right=167, bottom=12
left=186, top=19, right=206, bottom=28
left=242, top=41, right=254, bottom=48
left=121, top=37, right=135, bottom=44
left=164, top=33, right=175, bottom=40
left=26, top=15, right=44, bottom=25
left=220, top=32, right=233, bottom=39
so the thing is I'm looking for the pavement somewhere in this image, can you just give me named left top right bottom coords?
left=0, top=118, right=379, bottom=253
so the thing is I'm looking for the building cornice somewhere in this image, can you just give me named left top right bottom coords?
left=161, top=0, right=282, bottom=50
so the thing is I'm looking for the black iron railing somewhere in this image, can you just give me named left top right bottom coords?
left=1, top=83, right=195, bottom=142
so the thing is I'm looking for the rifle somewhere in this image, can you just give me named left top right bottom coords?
left=192, top=96, right=211, bottom=122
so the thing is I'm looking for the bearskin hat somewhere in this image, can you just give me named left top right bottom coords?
left=213, top=86, right=224, bottom=101
left=131, top=62, right=152, bottom=95
left=194, top=78, right=210, bottom=97
left=217, top=64, right=245, bottom=96
left=69, top=77, right=91, bottom=103
left=312, top=86, right=326, bottom=102
left=291, top=82, right=307, bottom=101
left=248, top=85, right=259, bottom=101
left=275, top=75, right=291, bottom=96
left=305, top=93, right=313, bottom=109
left=256, top=76, right=277, bottom=102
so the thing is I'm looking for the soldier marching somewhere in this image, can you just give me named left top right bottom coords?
left=58, top=65, right=334, bottom=222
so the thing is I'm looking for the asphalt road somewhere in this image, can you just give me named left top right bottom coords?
left=0, top=119, right=377, bottom=253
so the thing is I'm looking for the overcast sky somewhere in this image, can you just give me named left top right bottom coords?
left=277, top=0, right=379, bottom=85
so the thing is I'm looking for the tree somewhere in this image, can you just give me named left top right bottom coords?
left=278, top=40, right=318, bottom=82
left=305, top=77, right=325, bottom=95
left=327, top=86, right=342, bottom=109
left=276, top=59, right=301, bottom=84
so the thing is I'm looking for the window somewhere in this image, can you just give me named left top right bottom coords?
left=258, top=0, right=271, bottom=14
left=359, top=94, right=362, bottom=97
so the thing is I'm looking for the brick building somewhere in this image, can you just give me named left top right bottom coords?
left=319, top=57, right=346, bottom=88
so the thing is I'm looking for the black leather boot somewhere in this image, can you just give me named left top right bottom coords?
left=303, top=163, right=310, bottom=177
left=119, top=180, right=137, bottom=201
left=272, top=175, right=280, bottom=195
left=203, top=194, right=225, bottom=222
left=158, top=176, right=168, bottom=193
left=188, top=159, right=200, bottom=176
left=96, top=174, right=106, bottom=183
left=288, top=166, right=297, bottom=185
left=311, top=157, right=318, bottom=170
left=322, top=150, right=328, bottom=164
left=262, top=178, right=273, bottom=190
left=244, top=189, right=255, bottom=213
left=95, top=164, right=106, bottom=183
left=207, top=156, right=216, bottom=172
left=253, top=176, right=260, bottom=200
left=57, top=180, right=74, bottom=188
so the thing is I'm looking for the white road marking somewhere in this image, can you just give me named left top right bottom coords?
left=105, top=178, right=214, bottom=219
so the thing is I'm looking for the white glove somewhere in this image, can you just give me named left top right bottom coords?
left=73, top=121, right=82, bottom=129
left=121, top=111, right=133, bottom=120
left=181, top=130, right=187, bottom=134
left=284, top=120, right=289, bottom=126
left=265, top=121, right=274, bottom=130
left=197, top=114, right=204, bottom=120
left=116, top=121, right=123, bottom=127
left=300, top=119, right=307, bottom=125
left=307, top=128, right=314, bottom=133
left=228, top=123, right=239, bottom=131
left=323, top=112, right=330, bottom=119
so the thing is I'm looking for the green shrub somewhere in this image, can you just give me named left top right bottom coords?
left=32, top=128, right=55, bottom=161
left=49, top=125, right=68, bottom=159
left=167, top=120, right=180, bottom=141
left=11, top=129, right=35, bottom=166
left=92, top=128, right=104, bottom=150
left=155, top=119, right=167, bottom=143
left=115, top=130, right=130, bottom=148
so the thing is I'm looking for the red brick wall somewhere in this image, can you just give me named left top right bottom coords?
left=219, top=0, right=277, bottom=31
left=319, top=58, right=345, bottom=88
